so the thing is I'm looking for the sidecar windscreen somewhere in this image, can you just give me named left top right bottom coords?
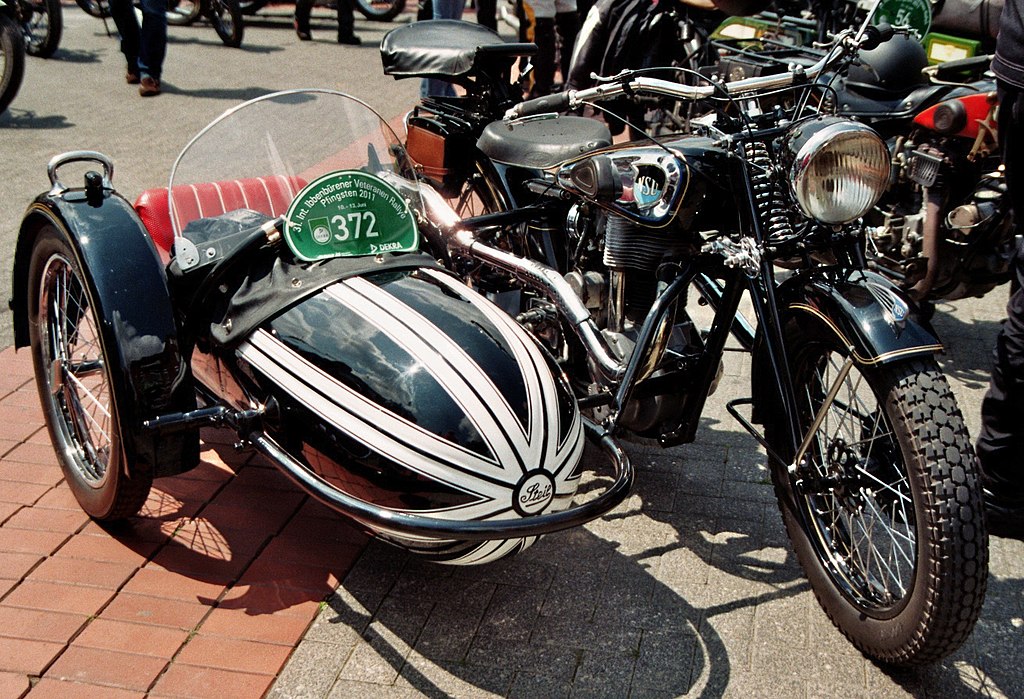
left=162, top=89, right=424, bottom=260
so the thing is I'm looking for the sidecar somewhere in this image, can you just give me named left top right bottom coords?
left=9, top=90, right=632, bottom=565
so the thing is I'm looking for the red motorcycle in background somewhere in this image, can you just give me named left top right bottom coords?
left=709, top=0, right=1011, bottom=308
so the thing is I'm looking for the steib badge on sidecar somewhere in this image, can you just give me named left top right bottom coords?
left=284, top=170, right=419, bottom=261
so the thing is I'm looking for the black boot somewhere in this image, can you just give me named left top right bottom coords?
left=294, top=0, right=312, bottom=41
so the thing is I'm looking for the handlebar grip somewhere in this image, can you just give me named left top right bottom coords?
left=508, top=91, right=572, bottom=119
left=860, top=23, right=894, bottom=51
left=932, top=54, right=993, bottom=81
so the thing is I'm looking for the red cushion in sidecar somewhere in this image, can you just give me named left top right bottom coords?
left=134, top=175, right=307, bottom=261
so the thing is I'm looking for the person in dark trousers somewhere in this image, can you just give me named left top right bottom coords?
left=976, top=0, right=1024, bottom=534
left=519, top=0, right=579, bottom=97
left=109, top=0, right=167, bottom=96
left=295, top=0, right=362, bottom=44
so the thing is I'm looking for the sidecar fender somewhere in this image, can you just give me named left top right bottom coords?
left=775, top=269, right=943, bottom=365
left=11, top=190, right=199, bottom=478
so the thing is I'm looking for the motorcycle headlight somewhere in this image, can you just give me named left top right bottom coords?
left=783, top=118, right=890, bottom=225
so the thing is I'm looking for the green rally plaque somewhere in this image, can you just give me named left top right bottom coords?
left=284, top=170, right=419, bottom=262
left=873, top=0, right=931, bottom=39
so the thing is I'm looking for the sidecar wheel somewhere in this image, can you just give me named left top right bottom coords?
left=27, top=225, right=152, bottom=520
left=765, top=339, right=986, bottom=666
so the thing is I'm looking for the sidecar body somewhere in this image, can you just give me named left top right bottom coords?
left=10, top=90, right=632, bottom=564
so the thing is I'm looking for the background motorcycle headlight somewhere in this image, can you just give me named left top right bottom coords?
left=784, top=118, right=890, bottom=224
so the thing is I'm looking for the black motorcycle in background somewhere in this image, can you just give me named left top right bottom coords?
left=1, top=0, right=62, bottom=114
left=235, top=0, right=407, bottom=22
left=383, top=19, right=988, bottom=665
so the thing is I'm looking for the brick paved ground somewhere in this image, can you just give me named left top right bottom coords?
left=0, top=346, right=369, bottom=698
left=1, top=295, right=1022, bottom=699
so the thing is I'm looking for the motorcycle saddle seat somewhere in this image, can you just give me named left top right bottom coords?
left=134, top=175, right=306, bottom=262
left=477, top=115, right=612, bottom=169
left=381, top=20, right=536, bottom=81
left=836, top=81, right=945, bottom=120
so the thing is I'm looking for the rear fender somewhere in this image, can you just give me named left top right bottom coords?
left=11, top=188, right=199, bottom=477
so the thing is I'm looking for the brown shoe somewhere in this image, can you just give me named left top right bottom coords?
left=126, top=70, right=140, bottom=85
left=139, top=76, right=161, bottom=97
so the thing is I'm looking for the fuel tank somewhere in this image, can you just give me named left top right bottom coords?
left=222, top=266, right=586, bottom=565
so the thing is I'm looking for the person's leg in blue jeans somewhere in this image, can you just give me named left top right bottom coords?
left=420, top=0, right=465, bottom=98
left=136, top=0, right=167, bottom=81
left=109, top=0, right=166, bottom=95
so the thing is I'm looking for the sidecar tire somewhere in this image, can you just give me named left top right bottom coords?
left=765, top=339, right=986, bottom=666
left=27, top=225, right=152, bottom=521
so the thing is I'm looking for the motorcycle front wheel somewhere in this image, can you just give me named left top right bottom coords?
left=355, top=0, right=405, bottom=21
left=0, top=14, right=25, bottom=114
left=19, top=0, right=62, bottom=58
left=766, top=338, right=987, bottom=665
left=207, top=0, right=243, bottom=47
left=27, top=224, right=152, bottom=520
left=166, top=0, right=201, bottom=25
left=75, top=0, right=109, bottom=16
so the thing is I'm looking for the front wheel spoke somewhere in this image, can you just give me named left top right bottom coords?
left=852, top=507, right=912, bottom=599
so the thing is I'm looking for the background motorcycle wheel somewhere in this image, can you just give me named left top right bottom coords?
left=235, top=0, right=266, bottom=13
left=765, top=336, right=987, bottom=665
left=27, top=225, right=152, bottom=520
left=355, top=0, right=405, bottom=22
left=19, top=0, right=61, bottom=58
left=166, top=0, right=201, bottom=25
left=207, top=0, right=243, bottom=47
left=0, top=13, right=25, bottom=114
left=74, top=0, right=109, bottom=18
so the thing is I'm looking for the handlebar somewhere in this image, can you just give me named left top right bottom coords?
left=505, top=23, right=896, bottom=121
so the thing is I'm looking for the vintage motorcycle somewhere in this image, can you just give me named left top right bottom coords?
left=0, top=0, right=24, bottom=114
left=382, top=19, right=987, bottom=664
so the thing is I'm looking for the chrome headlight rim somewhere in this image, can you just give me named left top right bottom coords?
left=786, top=118, right=891, bottom=225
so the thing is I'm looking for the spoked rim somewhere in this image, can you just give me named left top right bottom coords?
left=796, top=350, right=917, bottom=614
left=38, top=252, right=115, bottom=489
left=19, top=0, right=49, bottom=52
left=208, top=0, right=236, bottom=34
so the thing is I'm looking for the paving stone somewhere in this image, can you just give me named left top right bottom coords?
left=266, top=640, right=351, bottom=699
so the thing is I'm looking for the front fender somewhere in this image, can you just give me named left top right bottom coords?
left=11, top=187, right=198, bottom=477
left=777, top=268, right=942, bottom=365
